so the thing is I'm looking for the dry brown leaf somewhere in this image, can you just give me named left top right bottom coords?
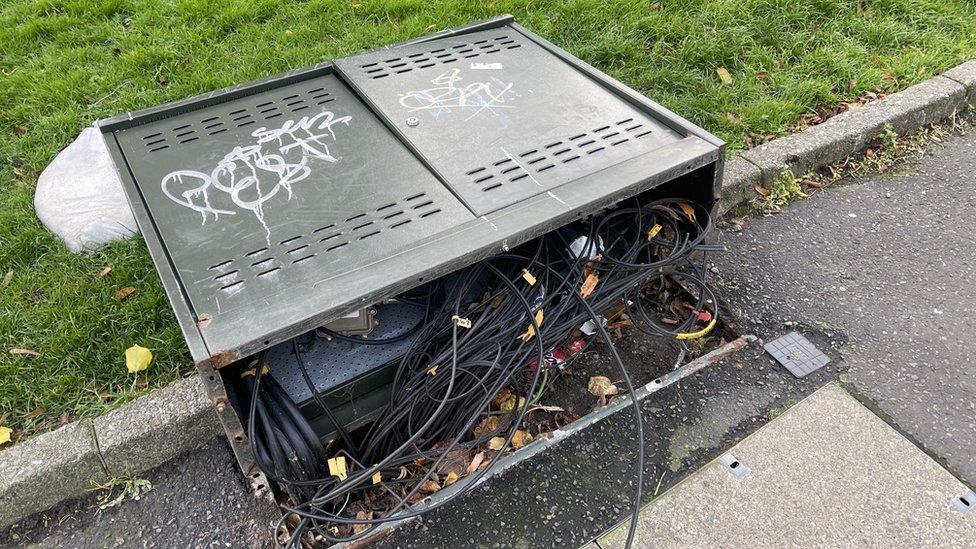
left=726, top=112, right=742, bottom=125
left=466, top=451, right=486, bottom=474
left=730, top=217, right=746, bottom=232
left=1, top=270, right=12, bottom=288
left=115, top=286, right=136, bottom=300
left=474, top=415, right=500, bottom=438
left=59, top=412, right=71, bottom=425
left=10, top=348, right=41, bottom=357
left=437, top=449, right=470, bottom=476
left=490, top=388, right=512, bottom=409
left=23, top=406, right=46, bottom=420
left=587, top=376, right=619, bottom=397
left=580, top=273, right=599, bottom=297
left=511, top=430, right=533, bottom=450
left=715, top=67, right=733, bottom=85
left=197, top=314, right=213, bottom=329
left=12, top=125, right=28, bottom=136
left=488, top=437, right=506, bottom=451
left=419, top=479, right=441, bottom=494
left=98, top=266, right=112, bottom=278
left=677, top=202, right=697, bottom=222
left=352, top=510, right=374, bottom=535
left=754, top=184, right=771, bottom=197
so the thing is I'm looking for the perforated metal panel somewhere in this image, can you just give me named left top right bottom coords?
left=100, top=15, right=724, bottom=367
left=266, top=301, right=423, bottom=404
left=335, top=28, right=684, bottom=216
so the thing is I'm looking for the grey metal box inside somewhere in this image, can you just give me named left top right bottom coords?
left=99, top=15, right=725, bottom=370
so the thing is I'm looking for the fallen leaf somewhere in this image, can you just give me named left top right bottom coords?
left=0, top=426, right=11, bottom=446
left=588, top=376, right=619, bottom=397
left=125, top=345, right=153, bottom=373
left=23, top=406, right=46, bottom=420
left=351, top=510, right=374, bottom=535
left=511, top=430, right=533, bottom=450
left=10, top=348, right=41, bottom=357
left=444, top=471, right=459, bottom=487
left=730, top=217, right=746, bottom=231
left=474, top=415, right=500, bottom=438
left=488, top=436, right=506, bottom=451
left=99, top=266, right=112, bottom=278
left=59, top=412, right=71, bottom=425
left=490, top=388, right=512, bottom=409
left=1, top=270, right=12, bottom=288
left=437, top=448, right=469, bottom=476
left=156, top=74, right=169, bottom=87
left=498, top=394, right=526, bottom=412
left=677, top=202, right=697, bottom=222
left=466, top=451, right=486, bottom=474
left=726, top=112, right=742, bottom=125
left=715, top=67, right=733, bottom=85
left=196, top=314, right=213, bottom=329
left=580, top=273, right=599, bottom=297
left=12, top=125, right=28, bottom=136
left=115, top=286, right=135, bottom=300
left=754, top=184, right=771, bottom=197
left=419, top=479, right=441, bottom=494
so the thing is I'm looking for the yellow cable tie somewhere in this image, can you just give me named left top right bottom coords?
left=372, top=470, right=382, bottom=485
left=647, top=223, right=663, bottom=241
left=327, top=456, right=348, bottom=481
left=427, top=364, right=439, bottom=376
left=451, top=315, right=472, bottom=329
left=675, top=318, right=717, bottom=340
left=521, top=269, right=537, bottom=285
left=520, top=309, right=545, bottom=342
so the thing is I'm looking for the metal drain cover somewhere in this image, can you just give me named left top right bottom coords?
left=764, top=332, right=829, bottom=378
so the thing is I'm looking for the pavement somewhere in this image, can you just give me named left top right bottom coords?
left=714, top=127, right=976, bottom=485
left=597, top=383, right=976, bottom=548
left=0, top=438, right=279, bottom=548
left=4, top=112, right=976, bottom=548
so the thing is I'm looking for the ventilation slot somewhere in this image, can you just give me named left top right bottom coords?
left=360, top=34, right=518, bottom=78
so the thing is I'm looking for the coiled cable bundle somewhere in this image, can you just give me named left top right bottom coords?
left=244, top=198, right=717, bottom=547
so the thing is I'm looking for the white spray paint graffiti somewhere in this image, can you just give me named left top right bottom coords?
left=160, top=111, right=352, bottom=243
left=398, top=69, right=514, bottom=120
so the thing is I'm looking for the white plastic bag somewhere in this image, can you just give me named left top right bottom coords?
left=34, top=126, right=139, bottom=253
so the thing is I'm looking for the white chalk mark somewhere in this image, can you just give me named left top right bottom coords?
left=398, top=69, right=515, bottom=120
left=470, top=62, right=503, bottom=70
left=481, top=215, right=498, bottom=231
left=160, top=111, right=353, bottom=243
left=547, top=191, right=566, bottom=205
left=500, top=148, right=543, bottom=187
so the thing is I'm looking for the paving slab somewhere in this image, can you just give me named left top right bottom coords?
left=598, top=383, right=976, bottom=548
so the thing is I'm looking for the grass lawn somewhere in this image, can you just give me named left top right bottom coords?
left=1, top=0, right=975, bottom=441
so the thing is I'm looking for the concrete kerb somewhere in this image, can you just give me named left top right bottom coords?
left=1, top=59, right=974, bottom=532
left=0, top=375, right=219, bottom=528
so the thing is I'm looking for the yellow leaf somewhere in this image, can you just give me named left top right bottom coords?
left=444, top=471, right=459, bottom=486
left=498, top=394, right=526, bottom=412
left=125, top=345, right=153, bottom=374
left=0, top=426, right=11, bottom=446
left=372, top=471, right=382, bottom=485
left=511, top=430, right=533, bottom=450
left=488, top=436, right=506, bottom=451
left=716, top=67, right=733, bottom=85
left=98, top=266, right=112, bottom=278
